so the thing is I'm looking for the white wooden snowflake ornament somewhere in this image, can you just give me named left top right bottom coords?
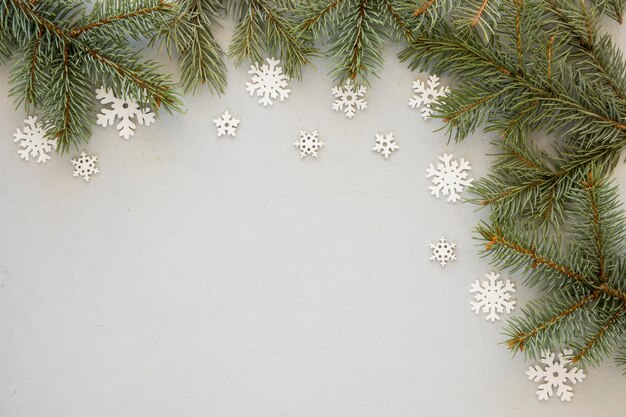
left=332, top=79, right=367, bottom=118
left=526, top=349, right=585, bottom=401
left=246, top=57, right=291, bottom=106
left=409, top=74, right=450, bottom=119
left=71, top=152, right=99, bottom=182
left=430, top=237, right=456, bottom=267
left=213, top=111, right=240, bottom=137
left=96, top=87, right=155, bottom=140
left=13, top=116, right=55, bottom=163
left=426, top=154, right=473, bottom=203
left=372, top=132, right=399, bottom=159
left=294, top=131, right=324, bottom=158
left=470, top=272, right=516, bottom=321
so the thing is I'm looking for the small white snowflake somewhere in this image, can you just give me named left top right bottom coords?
left=71, top=151, right=99, bottom=182
left=372, top=132, right=399, bottom=159
left=246, top=57, right=291, bottom=106
left=294, top=131, right=324, bottom=158
left=430, top=236, right=456, bottom=267
left=13, top=116, right=55, bottom=163
left=331, top=79, right=367, bottom=119
left=426, top=153, right=473, bottom=203
left=96, top=87, right=155, bottom=140
left=526, top=349, right=585, bottom=402
left=409, top=74, right=450, bottom=119
left=470, top=272, right=516, bottom=322
left=213, top=111, right=240, bottom=137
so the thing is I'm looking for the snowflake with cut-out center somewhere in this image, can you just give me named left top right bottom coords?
left=13, top=116, right=55, bottom=163
left=72, top=151, right=99, bottom=182
left=96, top=87, right=155, bottom=140
left=470, top=272, right=516, bottom=321
left=294, top=131, right=324, bottom=158
left=246, top=57, right=291, bottom=106
left=332, top=79, right=367, bottom=118
left=430, top=237, right=456, bottom=267
left=213, top=111, right=240, bottom=137
left=526, top=349, right=585, bottom=402
left=372, top=132, right=399, bottom=159
left=426, top=153, right=473, bottom=203
left=409, top=74, right=450, bottom=119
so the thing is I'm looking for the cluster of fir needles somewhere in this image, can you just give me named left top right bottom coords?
left=401, top=0, right=626, bottom=374
left=1, top=0, right=181, bottom=153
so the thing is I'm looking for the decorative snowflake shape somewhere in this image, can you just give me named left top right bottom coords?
left=96, top=87, right=155, bottom=140
left=409, top=74, right=450, bottom=119
left=470, top=272, right=516, bottom=322
left=13, top=116, right=55, bottom=163
left=331, top=79, right=367, bottom=118
left=246, top=57, right=291, bottom=106
left=71, top=152, right=99, bottom=182
left=430, top=236, right=456, bottom=267
left=213, top=111, right=240, bottom=137
left=372, top=132, right=399, bottom=159
left=294, top=131, right=324, bottom=158
left=426, top=154, right=473, bottom=203
left=526, top=349, right=586, bottom=402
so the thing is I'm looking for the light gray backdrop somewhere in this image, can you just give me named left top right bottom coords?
left=1, top=17, right=625, bottom=417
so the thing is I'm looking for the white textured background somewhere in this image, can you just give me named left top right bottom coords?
left=1, top=18, right=625, bottom=417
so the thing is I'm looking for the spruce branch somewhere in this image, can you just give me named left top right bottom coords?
left=478, top=174, right=626, bottom=369
left=1, top=0, right=181, bottom=152
left=296, top=0, right=419, bottom=84
left=228, top=0, right=316, bottom=79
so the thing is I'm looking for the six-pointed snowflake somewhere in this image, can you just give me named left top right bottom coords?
left=96, top=87, right=155, bottom=140
left=372, top=132, right=399, bottom=159
left=470, top=272, right=516, bottom=321
left=72, top=152, right=99, bottom=182
left=213, top=111, right=240, bottom=137
left=332, top=79, right=367, bottom=118
left=430, top=236, right=456, bottom=267
left=13, top=116, right=55, bottom=163
left=294, top=131, right=324, bottom=158
left=246, top=57, right=291, bottom=106
left=426, top=154, right=473, bottom=203
left=409, top=74, right=450, bottom=119
left=526, top=349, right=585, bottom=401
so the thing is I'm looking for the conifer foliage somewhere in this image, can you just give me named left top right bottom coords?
left=0, top=0, right=181, bottom=152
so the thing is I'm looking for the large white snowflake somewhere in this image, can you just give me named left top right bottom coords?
left=470, top=272, right=516, bottom=322
left=246, top=57, right=291, bottom=106
left=213, top=111, right=240, bottom=137
left=409, top=74, right=450, bottom=119
left=13, top=116, right=55, bottom=163
left=331, top=79, right=367, bottom=118
left=430, top=236, right=456, bottom=267
left=72, top=151, right=99, bottom=182
left=96, top=87, right=155, bottom=140
left=294, top=130, right=324, bottom=158
left=426, top=153, right=473, bottom=203
left=372, top=132, right=399, bottom=159
left=526, top=349, right=586, bottom=402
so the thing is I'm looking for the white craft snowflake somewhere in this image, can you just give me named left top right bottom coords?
left=213, top=111, right=240, bottom=137
left=96, top=87, right=155, bottom=140
left=13, top=116, right=55, bottom=163
left=246, top=57, right=291, bottom=106
left=526, top=349, right=586, bottom=402
left=426, top=153, right=473, bottom=203
left=71, top=152, right=99, bottom=182
left=470, top=272, right=516, bottom=322
left=409, top=74, right=450, bottom=119
left=294, top=131, right=324, bottom=158
left=331, top=79, right=367, bottom=118
left=430, top=237, right=456, bottom=267
left=372, top=132, right=399, bottom=159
